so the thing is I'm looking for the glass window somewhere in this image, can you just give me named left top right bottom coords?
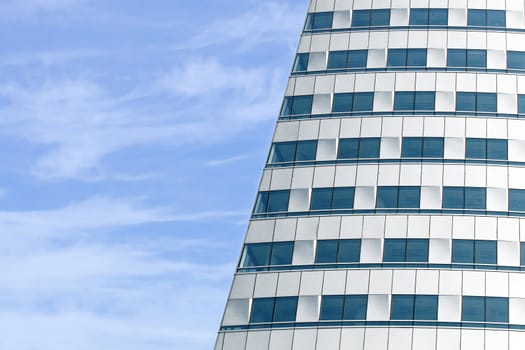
left=486, top=297, right=508, bottom=323
left=254, top=192, right=269, bottom=213
left=338, top=240, right=361, bottom=263
left=429, top=9, right=448, bottom=25
left=398, top=187, right=420, bottom=208
left=352, top=92, right=374, bottom=111
left=332, top=187, right=355, bottom=209
left=521, top=242, right=525, bottom=266
left=270, top=242, right=294, bottom=266
left=509, top=189, right=525, bottom=211
left=464, top=187, right=486, bottom=209
left=293, top=53, right=309, bottom=72
left=414, top=295, right=438, bottom=320
left=250, top=298, right=275, bottom=323
left=358, top=138, right=381, bottom=158
left=292, top=95, right=314, bottom=115
left=267, top=190, right=290, bottom=213
left=466, top=138, right=486, bottom=159
left=423, top=138, right=444, bottom=157
left=475, top=240, right=497, bottom=264
left=452, top=239, right=475, bottom=263
left=343, top=295, right=368, bottom=320
left=477, top=93, right=497, bottom=112
left=394, top=91, right=415, bottom=110
left=456, top=92, right=476, bottom=111
left=467, top=50, right=487, bottom=68
left=311, top=188, right=333, bottom=210
left=391, top=295, right=414, bottom=320
left=414, top=92, right=435, bottom=110
left=316, top=240, right=338, bottom=263
left=306, top=12, right=334, bottom=30
left=320, top=295, right=345, bottom=320
left=410, top=9, right=428, bottom=25
left=443, top=187, right=464, bottom=209
left=273, top=297, right=298, bottom=322
left=486, top=10, right=506, bottom=28
left=406, top=239, right=429, bottom=262
left=333, top=93, right=353, bottom=113
left=370, top=9, right=390, bottom=26
left=508, top=52, right=525, bottom=70
left=448, top=49, right=467, bottom=67
left=280, top=97, right=293, bottom=116
left=328, top=51, right=348, bottom=69
left=462, top=296, right=485, bottom=322
left=270, top=142, right=297, bottom=163
left=295, top=140, right=318, bottom=161
left=352, top=10, right=371, bottom=27
left=388, top=49, right=407, bottom=67
left=468, top=9, right=486, bottom=26
left=518, top=95, right=525, bottom=114
left=242, top=243, right=272, bottom=267
left=486, top=139, right=507, bottom=160
left=348, top=50, right=368, bottom=68
left=376, top=186, right=398, bottom=208
left=402, top=137, right=423, bottom=157
left=407, top=49, right=427, bottom=67
left=338, top=138, right=359, bottom=158
left=384, top=239, right=406, bottom=262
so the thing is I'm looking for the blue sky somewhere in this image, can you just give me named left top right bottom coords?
left=0, top=1, right=307, bottom=349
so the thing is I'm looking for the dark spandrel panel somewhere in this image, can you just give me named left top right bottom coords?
left=273, top=297, right=298, bottom=322
left=383, top=239, right=406, bottom=262
left=391, top=295, right=415, bottom=320
left=338, top=240, right=361, bottom=263
left=343, top=295, right=368, bottom=320
left=452, top=239, right=475, bottom=263
left=475, top=240, right=497, bottom=264
left=250, top=298, right=275, bottom=323
left=320, top=295, right=345, bottom=320
left=414, top=295, right=438, bottom=320
left=462, top=296, right=485, bottom=322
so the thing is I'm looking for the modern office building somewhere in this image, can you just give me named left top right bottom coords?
left=215, top=0, right=525, bottom=349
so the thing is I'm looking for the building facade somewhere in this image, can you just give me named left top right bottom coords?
left=215, top=0, right=525, bottom=349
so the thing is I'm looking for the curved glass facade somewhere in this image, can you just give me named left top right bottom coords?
left=215, top=1, right=525, bottom=349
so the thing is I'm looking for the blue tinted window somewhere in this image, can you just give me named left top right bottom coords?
left=465, top=187, right=486, bottom=209
left=292, top=95, right=313, bottom=115
left=316, top=240, right=338, bottom=263
left=295, top=140, right=317, bottom=161
left=267, top=190, right=290, bottom=213
left=486, top=297, right=508, bottom=323
left=254, top=192, right=269, bottom=213
left=270, top=242, right=294, bottom=265
left=370, top=9, right=390, bottom=26
left=468, top=9, right=486, bottom=26
left=448, top=49, right=467, bottom=67
left=376, top=186, right=398, bottom=208
left=306, top=12, right=334, bottom=30
left=387, top=49, right=407, bottom=67
left=407, top=49, right=427, bottom=67
left=398, top=187, right=420, bottom=208
left=521, top=242, right=525, bottom=266
left=391, top=295, right=414, bottom=320
left=242, top=243, right=271, bottom=267
left=352, top=10, right=371, bottom=27
left=384, top=239, right=406, bottom=262
left=486, top=139, right=507, bottom=160
left=429, top=9, right=448, bottom=25
left=328, top=51, right=348, bottom=69
left=423, top=138, right=444, bottom=157
left=250, top=298, right=274, bottom=323
left=508, top=52, right=525, bottom=70
left=414, top=92, right=435, bottom=110
left=311, top=188, right=333, bottom=211
left=518, top=95, right=525, bottom=114
left=394, top=92, right=414, bottom=110
left=456, top=92, right=476, bottom=111
left=273, top=297, right=298, bottom=322
left=338, top=240, right=361, bottom=262
left=467, top=50, right=487, bottom=68
left=486, top=10, right=506, bottom=28
left=338, top=138, right=359, bottom=158
left=509, top=189, right=525, bottom=211
left=406, top=239, right=429, bottom=262
left=344, top=295, right=368, bottom=320
left=452, top=240, right=475, bottom=263
left=333, top=93, right=353, bottom=113
left=477, top=93, right=497, bottom=112
left=348, top=50, right=368, bottom=68
left=443, top=187, right=464, bottom=209
left=320, top=296, right=344, bottom=320
left=402, top=137, right=423, bottom=157
left=332, top=187, right=355, bottom=209
left=475, top=240, right=497, bottom=264
left=270, top=142, right=296, bottom=163
left=466, top=138, right=487, bottom=159
left=410, top=9, right=428, bottom=25
left=352, top=92, right=374, bottom=111
left=293, top=53, right=309, bottom=72
left=359, top=138, right=381, bottom=158
left=414, top=295, right=438, bottom=320
left=462, top=296, right=485, bottom=322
